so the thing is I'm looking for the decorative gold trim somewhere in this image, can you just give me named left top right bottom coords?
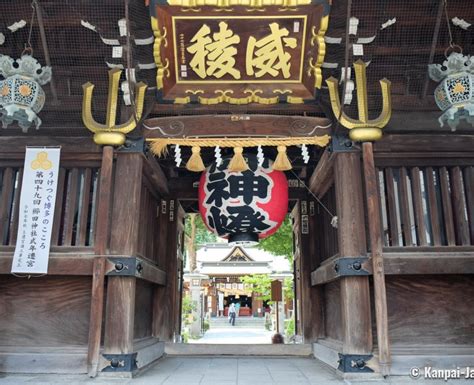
left=287, top=95, right=304, bottom=104
left=174, top=88, right=282, bottom=105
left=82, top=69, right=147, bottom=146
left=180, top=7, right=202, bottom=12
left=151, top=16, right=171, bottom=90
left=168, top=0, right=311, bottom=8
left=174, top=96, right=191, bottom=104
left=171, top=15, right=307, bottom=85
left=307, top=15, right=329, bottom=89
left=174, top=88, right=304, bottom=105
left=326, top=60, right=392, bottom=142
left=185, top=89, right=205, bottom=95
left=273, top=89, right=304, bottom=104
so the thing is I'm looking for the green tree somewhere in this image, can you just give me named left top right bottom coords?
left=240, top=274, right=272, bottom=301
left=185, top=213, right=217, bottom=271
left=283, top=277, right=294, bottom=301
left=258, top=216, right=294, bottom=263
left=240, top=274, right=294, bottom=302
left=181, top=294, right=196, bottom=327
left=185, top=213, right=217, bottom=246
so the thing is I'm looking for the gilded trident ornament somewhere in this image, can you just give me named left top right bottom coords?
left=326, top=60, right=392, bottom=142
left=82, top=69, right=147, bottom=146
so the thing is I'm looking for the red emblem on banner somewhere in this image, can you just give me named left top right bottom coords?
left=198, top=155, right=288, bottom=244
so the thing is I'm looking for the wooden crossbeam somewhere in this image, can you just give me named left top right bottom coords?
left=312, top=252, right=474, bottom=285
left=144, top=114, right=332, bottom=139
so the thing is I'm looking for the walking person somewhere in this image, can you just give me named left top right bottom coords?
left=235, top=301, right=241, bottom=318
left=228, top=303, right=236, bottom=326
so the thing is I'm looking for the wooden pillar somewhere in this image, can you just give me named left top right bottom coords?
left=103, top=276, right=137, bottom=354
left=334, top=152, right=373, bottom=355
left=252, top=294, right=263, bottom=317
left=362, top=142, right=390, bottom=375
left=210, top=290, right=217, bottom=316
left=103, top=153, right=143, bottom=354
left=87, top=145, right=114, bottom=376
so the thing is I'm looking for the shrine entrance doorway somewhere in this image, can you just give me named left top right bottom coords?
left=176, top=193, right=305, bottom=344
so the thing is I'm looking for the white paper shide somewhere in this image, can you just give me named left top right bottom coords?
left=11, top=148, right=61, bottom=274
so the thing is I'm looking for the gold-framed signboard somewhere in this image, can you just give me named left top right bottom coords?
left=151, top=2, right=330, bottom=104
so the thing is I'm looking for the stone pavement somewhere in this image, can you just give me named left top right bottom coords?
left=0, top=356, right=462, bottom=385
left=189, top=327, right=274, bottom=344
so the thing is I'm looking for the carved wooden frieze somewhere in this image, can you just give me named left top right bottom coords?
left=143, top=114, right=331, bottom=137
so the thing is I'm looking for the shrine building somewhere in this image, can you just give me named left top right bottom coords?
left=186, top=244, right=292, bottom=317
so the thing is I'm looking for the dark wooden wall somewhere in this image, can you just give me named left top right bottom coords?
left=134, top=280, right=154, bottom=340
left=293, top=200, right=325, bottom=342
left=152, top=200, right=185, bottom=341
left=384, top=275, right=474, bottom=346
left=0, top=276, right=92, bottom=347
left=323, top=281, right=342, bottom=343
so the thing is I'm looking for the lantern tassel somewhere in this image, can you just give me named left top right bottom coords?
left=228, top=147, right=248, bottom=172
left=273, top=145, right=292, bottom=171
left=186, top=146, right=205, bottom=172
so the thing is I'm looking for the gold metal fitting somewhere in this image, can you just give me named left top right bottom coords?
left=326, top=60, right=391, bottom=142
left=82, top=68, right=147, bottom=146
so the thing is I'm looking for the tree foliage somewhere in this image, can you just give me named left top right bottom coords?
left=184, top=214, right=217, bottom=271
left=283, top=277, right=294, bottom=301
left=240, top=274, right=294, bottom=302
left=257, top=216, right=294, bottom=263
left=181, top=294, right=196, bottom=327
left=185, top=213, right=217, bottom=245
left=240, top=274, right=272, bottom=301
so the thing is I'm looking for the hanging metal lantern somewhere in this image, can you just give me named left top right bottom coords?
left=0, top=54, right=52, bottom=132
left=429, top=52, right=474, bottom=131
left=198, top=155, right=288, bottom=245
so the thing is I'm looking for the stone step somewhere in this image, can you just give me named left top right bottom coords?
left=210, top=321, right=265, bottom=325
left=209, top=317, right=266, bottom=328
left=210, top=317, right=264, bottom=322
left=165, top=343, right=313, bottom=356
left=209, top=324, right=266, bottom=329
left=210, top=320, right=265, bottom=324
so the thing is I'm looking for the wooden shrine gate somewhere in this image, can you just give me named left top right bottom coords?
left=302, top=134, right=474, bottom=375
left=0, top=134, right=473, bottom=377
left=0, top=137, right=185, bottom=376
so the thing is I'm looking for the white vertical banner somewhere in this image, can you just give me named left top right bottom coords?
left=11, top=148, right=61, bottom=274
left=218, top=292, right=224, bottom=311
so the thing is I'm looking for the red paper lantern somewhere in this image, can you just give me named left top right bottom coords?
left=198, top=155, right=288, bottom=244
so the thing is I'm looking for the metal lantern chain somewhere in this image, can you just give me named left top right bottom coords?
left=443, top=0, right=463, bottom=57
left=23, top=1, right=37, bottom=56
